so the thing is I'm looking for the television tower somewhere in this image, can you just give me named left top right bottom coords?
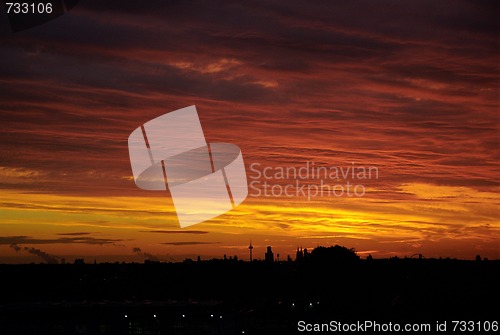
left=248, top=240, right=253, bottom=262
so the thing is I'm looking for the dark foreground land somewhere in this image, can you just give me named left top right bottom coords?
left=0, top=257, right=498, bottom=334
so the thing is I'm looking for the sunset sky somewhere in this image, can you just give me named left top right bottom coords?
left=0, top=0, right=498, bottom=263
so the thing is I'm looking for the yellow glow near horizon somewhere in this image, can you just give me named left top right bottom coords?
left=0, top=181, right=498, bottom=261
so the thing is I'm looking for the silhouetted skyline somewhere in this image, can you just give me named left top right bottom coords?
left=1, top=247, right=498, bottom=334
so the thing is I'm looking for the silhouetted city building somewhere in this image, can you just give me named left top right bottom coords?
left=303, top=248, right=309, bottom=260
left=265, top=246, right=274, bottom=263
left=296, top=247, right=303, bottom=262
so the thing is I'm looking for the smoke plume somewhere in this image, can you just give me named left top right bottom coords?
left=10, top=243, right=21, bottom=252
left=132, top=247, right=159, bottom=261
left=24, top=246, right=58, bottom=264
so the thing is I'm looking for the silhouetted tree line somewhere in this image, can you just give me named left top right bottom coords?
left=308, top=245, right=359, bottom=263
